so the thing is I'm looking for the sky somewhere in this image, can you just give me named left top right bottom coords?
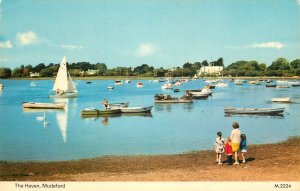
left=0, top=0, right=300, bottom=69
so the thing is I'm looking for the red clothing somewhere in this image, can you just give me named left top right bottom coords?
left=224, top=142, right=233, bottom=155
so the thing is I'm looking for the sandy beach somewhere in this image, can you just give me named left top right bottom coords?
left=0, top=137, right=299, bottom=181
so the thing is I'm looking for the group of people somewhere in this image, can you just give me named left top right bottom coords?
left=214, top=122, right=247, bottom=165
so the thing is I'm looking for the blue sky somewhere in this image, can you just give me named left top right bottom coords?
left=0, top=0, right=299, bottom=69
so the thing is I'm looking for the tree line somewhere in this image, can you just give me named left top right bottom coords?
left=0, top=57, right=299, bottom=78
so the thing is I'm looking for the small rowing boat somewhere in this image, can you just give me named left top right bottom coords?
left=22, top=102, right=66, bottom=109
left=224, top=107, right=284, bottom=115
left=109, top=102, right=130, bottom=109
left=271, top=97, right=291, bottom=103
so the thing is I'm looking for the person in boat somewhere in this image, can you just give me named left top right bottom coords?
left=103, top=99, right=109, bottom=110
left=230, top=122, right=241, bottom=165
left=56, top=88, right=64, bottom=96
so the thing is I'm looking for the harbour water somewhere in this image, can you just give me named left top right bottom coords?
left=0, top=79, right=299, bottom=161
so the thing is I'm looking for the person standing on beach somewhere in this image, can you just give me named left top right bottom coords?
left=214, top=132, right=225, bottom=165
left=230, top=122, right=241, bottom=165
left=240, top=134, right=247, bottom=163
left=224, top=137, right=233, bottom=165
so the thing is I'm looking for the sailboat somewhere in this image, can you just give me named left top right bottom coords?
left=49, top=56, right=78, bottom=98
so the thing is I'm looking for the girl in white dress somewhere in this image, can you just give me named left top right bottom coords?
left=214, top=132, right=225, bottom=164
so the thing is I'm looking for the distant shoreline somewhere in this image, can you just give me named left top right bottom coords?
left=0, top=136, right=299, bottom=181
left=1, top=76, right=300, bottom=81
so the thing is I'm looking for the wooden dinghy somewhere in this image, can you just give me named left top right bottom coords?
left=81, top=108, right=121, bottom=116
left=22, top=102, right=66, bottom=109
left=224, top=107, right=284, bottom=115
left=271, top=97, right=291, bottom=103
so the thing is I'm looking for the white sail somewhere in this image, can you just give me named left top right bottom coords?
left=53, top=56, right=69, bottom=91
left=67, top=72, right=77, bottom=92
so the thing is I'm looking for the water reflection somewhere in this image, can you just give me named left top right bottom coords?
left=81, top=112, right=153, bottom=125
left=154, top=103, right=194, bottom=112
left=54, top=98, right=69, bottom=143
left=225, top=113, right=285, bottom=119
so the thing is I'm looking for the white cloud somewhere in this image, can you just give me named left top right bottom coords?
left=226, top=41, right=284, bottom=50
left=16, top=31, right=40, bottom=45
left=136, top=43, right=155, bottom=57
left=0, top=40, right=12, bottom=49
left=251, top=42, right=284, bottom=49
left=60, top=44, right=83, bottom=50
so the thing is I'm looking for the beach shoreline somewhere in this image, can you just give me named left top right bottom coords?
left=1, top=137, right=299, bottom=181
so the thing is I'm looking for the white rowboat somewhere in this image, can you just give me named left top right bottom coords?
left=22, top=102, right=66, bottom=109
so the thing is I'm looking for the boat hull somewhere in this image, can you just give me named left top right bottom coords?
left=224, top=107, right=284, bottom=114
left=22, top=102, right=66, bottom=109
left=271, top=98, right=291, bottom=103
left=81, top=109, right=121, bottom=116
left=49, top=92, right=78, bottom=98
left=155, top=99, right=193, bottom=103
left=121, top=106, right=153, bottom=113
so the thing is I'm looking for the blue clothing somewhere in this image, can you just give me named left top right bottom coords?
left=240, top=139, right=247, bottom=150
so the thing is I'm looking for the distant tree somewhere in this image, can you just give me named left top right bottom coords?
left=193, top=62, right=202, bottom=70
left=202, top=60, right=209, bottom=66
left=40, top=68, right=54, bottom=77
left=258, top=63, right=267, bottom=71
left=183, top=62, right=192, bottom=69
left=290, top=59, right=300, bottom=69
left=268, top=57, right=290, bottom=70
left=33, top=63, right=46, bottom=72
left=216, top=57, right=224, bottom=66
left=0, top=67, right=12, bottom=78
left=12, top=67, right=23, bottom=77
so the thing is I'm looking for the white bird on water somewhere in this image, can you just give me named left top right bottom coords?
left=36, top=112, right=46, bottom=121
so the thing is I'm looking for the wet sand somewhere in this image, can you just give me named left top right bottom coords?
left=0, top=137, right=299, bottom=181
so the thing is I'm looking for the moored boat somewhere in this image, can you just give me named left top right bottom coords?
left=266, top=84, right=277, bottom=88
left=115, top=80, right=122, bottom=85
left=154, top=94, right=193, bottom=103
left=107, top=86, right=114, bottom=90
left=0, top=83, right=3, bottom=89
left=137, top=82, right=144, bottom=88
left=109, top=102, right=130, bottom=109
left=81, top=108, right=121, bottom=116
left=121, top=106, right=153, bottom=113
left=224, top=107, right=284, bottom=115
left=215, top=82, right=228, bottom=87
left=271, top=97, right=291, bottom=103
left=161, top=83, right=173, bottom=89
left=276, top=85, right=290, bottom=88
left=22, top=102, right=66, bottom=109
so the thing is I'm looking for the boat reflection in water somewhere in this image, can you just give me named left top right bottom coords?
left=81, top=112, right=153, bottom=126
left=225, top=113, right=285, bottom=119
left=154, top=103, right=194, bottom=112
left=23, top=99, right=70, bottom=143
left=54, top=98, right=69, bottom=143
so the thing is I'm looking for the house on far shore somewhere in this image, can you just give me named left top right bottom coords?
left=197, top=66, right=224, bottom=76
left=30, top=72, right=40, bottom=77
left=80, top=69, right=99, bottom=76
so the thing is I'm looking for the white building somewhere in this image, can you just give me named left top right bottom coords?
left=197, top=66, right=224, bottom=76
left=30, top=72, right=40, bottom=77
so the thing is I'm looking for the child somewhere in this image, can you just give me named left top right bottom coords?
left=240, top=134, right=247, bottom=163
left=214, top=132, right=225, bottom=164
left=224, top=137, right=233, bottom=165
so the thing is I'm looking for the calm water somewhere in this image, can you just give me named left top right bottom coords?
left=0, top=79, right=299, bottom=161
